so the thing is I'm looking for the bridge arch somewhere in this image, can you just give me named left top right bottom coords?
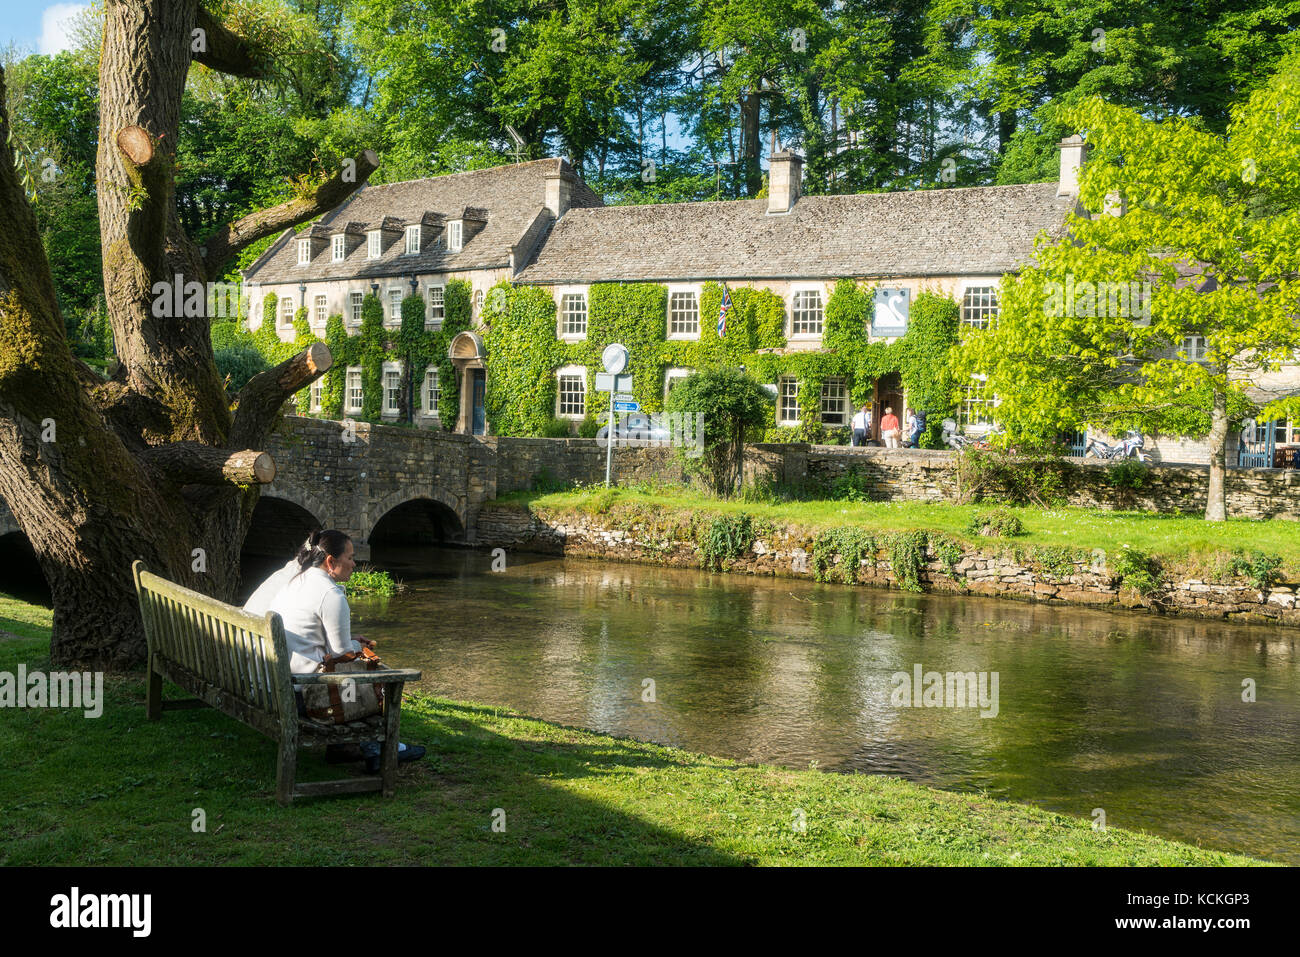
left=0, top=508, right=50, bottom=605
left=367, top=491, right=466, bottom=550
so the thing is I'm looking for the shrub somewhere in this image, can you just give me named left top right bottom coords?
left=965, top=508, right=1027, bottom=537
left=958, top=448, right=1074, bottom=507
left=811, top=527, right=877, bottom=583
left=578, top=413, right=601, bottom=438
left=698, top=513, right=754, bottom=571
left=887, top=530, right=929, bottom=592
left=930, top=534, right=964, bottom=579
left=827, top=468, right=874, bottom=503
left=539, top=417, right=572, bottom=438
left=1229, top=549, right=1283, bottom=591
left=666, top=369, right=772, bottom=496
left=1110, top=547, right=1162, bottom=596
left=214, top=343, right=269, bottom=392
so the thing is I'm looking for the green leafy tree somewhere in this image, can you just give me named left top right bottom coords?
left=965, top=56, right=1300, bottom=521
left=665, top=367, right=772, bottom=495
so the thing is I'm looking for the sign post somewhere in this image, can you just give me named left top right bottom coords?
left=600, top=344, right=630, bottom=487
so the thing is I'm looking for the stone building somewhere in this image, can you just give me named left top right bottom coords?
left=242, top=142, right=1297, bottom=464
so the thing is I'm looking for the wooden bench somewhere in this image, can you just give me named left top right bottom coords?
left=132, top=560, right=423, bottom=806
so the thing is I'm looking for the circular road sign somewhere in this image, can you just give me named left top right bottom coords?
left=602, top=343, right=629, bottom=375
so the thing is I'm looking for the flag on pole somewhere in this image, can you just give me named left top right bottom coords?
left=717, top=283, right=732, bottom=338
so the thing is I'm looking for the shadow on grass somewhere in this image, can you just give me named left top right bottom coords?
left=0, top=639, right=745, bottom=865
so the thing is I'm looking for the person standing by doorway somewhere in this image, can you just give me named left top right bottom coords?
left=881, top=406, right=901, bottom=448
left=851, top=404, right=872, bottom=447
left=904, top=407, right=925, bottom=448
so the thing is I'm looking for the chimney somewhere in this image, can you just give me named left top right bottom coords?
left=544, top=165, right=574, bottom=219
left=767, top=151, right=803, bottom=214
left=1057, top=134, right=1088, bottom=198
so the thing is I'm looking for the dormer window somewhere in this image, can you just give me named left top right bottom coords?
left=405, top=225, right=421, bottom=255
left=367, top=231, right=382, bottom=259
left=331, top=235, right=345, bottom=262
left=297, top=239, right=311, bottom=265
left=448, top=221, right=463, bottom=252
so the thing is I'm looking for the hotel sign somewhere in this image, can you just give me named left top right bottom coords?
left=872, top=288, right=910, bottom=336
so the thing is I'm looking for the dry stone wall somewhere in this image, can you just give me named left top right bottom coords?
left=475, top=503, right=1300, bottom=627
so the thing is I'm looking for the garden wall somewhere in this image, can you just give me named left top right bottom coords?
left=473, top=503, right=1300, bottom=627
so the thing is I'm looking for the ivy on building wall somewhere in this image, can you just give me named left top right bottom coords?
left=476, top=278, right=963, bottom=440
left=214, top=281, right=473, bottom=428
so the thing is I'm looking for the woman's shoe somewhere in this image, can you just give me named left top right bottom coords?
left=365, top=742, right=426, bottom=773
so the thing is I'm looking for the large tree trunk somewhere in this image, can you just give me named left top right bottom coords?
left=1205, top=388, right=1230, bottom=522
left=0, top=0, right=374, bottom=669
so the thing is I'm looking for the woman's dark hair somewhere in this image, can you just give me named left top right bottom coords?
left=293, top=529, right=352, bottom=580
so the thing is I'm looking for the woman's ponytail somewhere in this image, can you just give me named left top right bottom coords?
left=291, top=529, right=352, bottom=580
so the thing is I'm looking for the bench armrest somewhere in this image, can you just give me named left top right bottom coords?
left=293, top=669, right=422, bottom=686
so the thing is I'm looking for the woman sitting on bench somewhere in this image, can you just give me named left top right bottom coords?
left=244, top=529, right=425, bottom=772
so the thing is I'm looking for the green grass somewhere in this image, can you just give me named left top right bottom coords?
left=0, top=595, right=1266, bottom=866
left=496, top=485, right=1300, bottom=580
left=0, top=593, right=53, bottom=640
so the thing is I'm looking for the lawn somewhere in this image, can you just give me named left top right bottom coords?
left=0, top=594, right=1266, bottom=866
left=496, top=485, right=1300, bottom=580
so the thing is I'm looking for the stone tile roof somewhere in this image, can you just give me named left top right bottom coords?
left=516, top=182, right=1074, bottom=283
left=244, top=158, right=602, bottom=284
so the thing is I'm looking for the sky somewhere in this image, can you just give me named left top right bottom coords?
left=1, top=1, right=90, bottom=56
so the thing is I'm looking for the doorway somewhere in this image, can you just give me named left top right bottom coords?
left=874, top=372, right=904, bottom=441
left=471, top=369, right=486, bottom=435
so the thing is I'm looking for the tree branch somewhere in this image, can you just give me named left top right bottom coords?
left=192, top=6, right=273, bottom=79
left=201, top=149, right=379, bottom=275
left=141, top=443, right=275, bottom=485
left=230, top=342, right=332, bottom=449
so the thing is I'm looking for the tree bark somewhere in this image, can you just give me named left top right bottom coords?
left=0, top=0, right=374, bottom=669
left=1205, top=388, right=1229, bottom=521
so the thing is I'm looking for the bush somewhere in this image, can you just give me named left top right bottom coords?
left=214, top=343, right=269, bottom=392
left=958, top=448, right=1074, bottom=507
left=826, top=468, right=874, bottom=503
left=698, top=513, right=754, bottom=571
left=666, top=369, right=772, bottom=496
left=1110, top=547, right=1162, bottom=596
left=539, top=417, right=572, bottom=438
left=887, top=530, right=930, bottom=592
left=811, top=527, right=877, bottom=583
left=578, top=413, right=601, bottom=438
left=1229, top=549, right=1283, bottom=591
left=965, top=508, right=1027, bottom=537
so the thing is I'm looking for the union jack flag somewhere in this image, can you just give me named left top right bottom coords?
left=717, top=284, right=732, bottom=337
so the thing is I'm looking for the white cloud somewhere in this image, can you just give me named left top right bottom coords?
left=38, top=3, right=90, bottom=55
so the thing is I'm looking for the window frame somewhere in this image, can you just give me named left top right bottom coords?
left=666, top=285, right=702, bottom=340
left=473, top=288, right=484, bottom=317
left=555, top=365, right=587, bottom=420
left=959, top=282, right=1000, bottom=331
left=381, top=360, right=404, bottom=416
left=427, top=284, right=445, bottom=327
left=309, top=377, right=323, bottom=413
left=367, top=230, right=382, bottom=259
left=448, top=221, right=463, bottom=252
left=279, top=297, right=294, bottom=327
left=819, top=376, right=848, bottom=426
left=778, top=376, right=800, bottom=426
left=960, top=373, right=997, bottom=432
left=789, top=285, right=825, bottom=338
left=423, top=367, right=441, bottom=418
left=1181, top=335, right=1207, bottom=362
left=387, top=288, right=404, bottom=325
left=313, top=294, right=328, bottom=327
left=297, top=239, right=311, bottom=266
left=331, top=234, right=345, bottom=262
left=405, top=224, right=421, bottom=255
left=345, top=366, right=363, bottom=414
left=664, top=367, right=694, bottom=399
left=557, top=287, right=588, bottom=340
left=348, top=292, right=364, bottom=327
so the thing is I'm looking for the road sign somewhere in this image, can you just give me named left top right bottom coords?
left=595, top=373, right=633, bottom=392
left=602, top=343, right=629, bottom=375
left=613, top=400, right=639, bottom=412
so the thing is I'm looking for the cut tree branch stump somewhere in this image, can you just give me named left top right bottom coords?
left=141, top=444, right=275, bottom=486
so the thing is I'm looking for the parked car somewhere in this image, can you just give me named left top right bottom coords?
left=596, top=413, right=672, bottom=446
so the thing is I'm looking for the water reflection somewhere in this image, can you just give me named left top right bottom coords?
left=354, top=546, right=1300, bottom=863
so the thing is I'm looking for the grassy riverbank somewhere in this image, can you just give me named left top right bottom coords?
left=0, top=594, right=1264, bottom=866
left=497, top=485, right=1300, bottom=581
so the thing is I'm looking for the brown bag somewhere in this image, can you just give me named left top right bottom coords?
left=301, top=646, right=386, bottom=724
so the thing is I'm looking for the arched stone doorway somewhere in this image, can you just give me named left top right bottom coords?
left=448, top=330, right=488, bottom=435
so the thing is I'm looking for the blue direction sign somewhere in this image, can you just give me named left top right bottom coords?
left=613, top=400, right=639, bottom=412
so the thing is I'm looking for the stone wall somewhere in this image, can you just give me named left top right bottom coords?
left=474, top=503, right=1300, bottom=627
